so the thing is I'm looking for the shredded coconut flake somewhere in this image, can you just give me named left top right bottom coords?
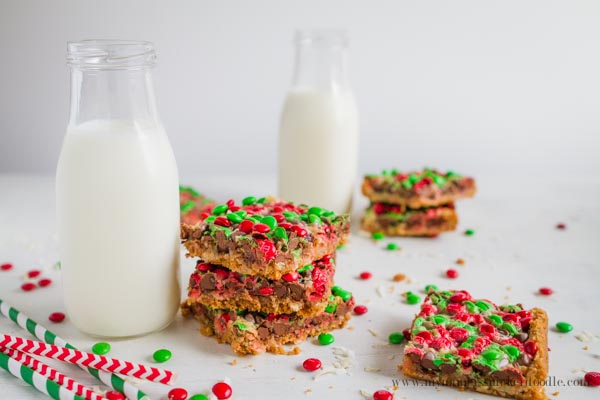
left=376, top=285, right=386, bottom=297
left=313, top=346, right=355, bottom=381
left=364, top=366, right=381, bottom=372
left=575, top=331, right=600, bottom=343
left=359, top=389, right=372, bottom=399
left=368, top=329, right=379, bottom=337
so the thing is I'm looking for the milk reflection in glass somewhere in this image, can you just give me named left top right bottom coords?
left=57, top=41, right=180, bottom=337
left=278, top=31, right=359, bottom=214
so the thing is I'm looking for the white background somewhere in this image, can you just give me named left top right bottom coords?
left=1, top=0, right=600, bottom=179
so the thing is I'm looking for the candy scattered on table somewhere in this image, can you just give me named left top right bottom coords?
left=92, top=342, right=111, bottom=355
left=1, top=263, right=13, bottom=271
left=38, top=278, right=52, bottom=287
left=168, top=387, right=188, bottom=400
left=105, top=391, right=125, bottom=400
left=392, top=273, right=406, bottom=282
left=212, top=382, right=232, bottom=399
left=445, top=268, right=459, bottom=279
left=464, top=228, right=475, bottom=236
left=373, top=389, right=394, bottom=400
left=318, top=333, right=335, bottom=345
left=388, top=332, right=404, bottom=344
left=27, top=269, right=41, bottom=278
left=48, top=312, right=65, bottom=323
left=539, top=287, right=553, bottom=295
left=386, top=243, right=399, bottom=251
left=302, top=358, right=322, bottom=371
left=189, top=395, right=209, bottom=400
left=556, top=322, right=573, bottom=333
left=371, top=232, right=385, bottom=240
left=21, top=282, right=36, bottom=291
left=424, top=284, right=438, bottom=293
left=354, top=305, right=368, bottom=315
left=584, top=371, right=600, bottom=387
left=153, top=348, right=172, bottom=363
left=359, top=271, right=372, bottom=280
left=455, top=258, right=465, bottom=265
left=556, top=223, right=566, bottom=230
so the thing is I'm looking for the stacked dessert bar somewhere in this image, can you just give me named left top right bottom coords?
left=361, top=168, right=476, bottom=236
left=180, top=196, right=354, bottom=355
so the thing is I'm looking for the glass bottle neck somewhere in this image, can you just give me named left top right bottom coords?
left=68, top=68, right=159, bottom=127
left=292, top=39, right=350, bottom=91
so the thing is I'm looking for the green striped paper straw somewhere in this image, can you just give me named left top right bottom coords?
left=0, top=351, right=86, bottom=400
left=0, top=299, right=150, bottom=400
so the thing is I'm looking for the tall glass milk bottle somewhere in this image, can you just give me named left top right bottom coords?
left=278, top=30, right=359, bottom=214
left=56, top=40, right=181, bottom=337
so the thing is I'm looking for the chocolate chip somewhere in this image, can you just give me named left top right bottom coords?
left=516, top=332, right=529, bottom=342
left=215, top=230, right=228, bottom=252
left=287, top=238, right=299, bottom=251
left=289, top=285, right=304, bottom=301
left=517, top=353, right=532, bottom=366
left=440, top=363, right=457, bottom=374
left=420, top=352, right=439, bottom=371
left=472, top=362, right=492, bottom=375
left=491, top=368, right=522, bottom=382
left=274, top=283, right=289, bottom=298
left=257, top=326, right=269, bottom=340
left=272, top=322, right=288, bottom=336
left=200, top=273, right=216, bottom=291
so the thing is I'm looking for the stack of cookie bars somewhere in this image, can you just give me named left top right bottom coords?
left=180, top=196, right=354, bottom=355
left=361, top=168, right=477, bottom=237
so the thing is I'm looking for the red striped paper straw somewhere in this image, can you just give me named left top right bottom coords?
left=2, top=348, right=107, bottom=400
left=0, top=334, right=176, bottom=385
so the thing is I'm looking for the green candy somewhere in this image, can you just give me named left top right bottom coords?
left=273, top=227, right=288, bottom=241
left=282, top=211, right=299, bottom=222
left=242, top=196, right=257, bottom=206
left=487, top=314, right=503, bottom=326
left=333, top=287, right=352, bottom=302
left=433, top=175, right=446, bottom=187
left=205, top=215, right=216, bottom=224
left=556, top=322, right=573, bottom=333
left=464, top=229, right=475, bottom=236
left=212, top=204, right=228, bottom=215
left=502, top=322, right=519, bottom=335
left=318, top=333, right=335, bottom=345
left=476, top=301, right=492, bottom=312
left=257, top=197, right=266, bottom=204
left=464, top=301, right=480, bottom=314
left=402, top=180, right=413, bottom=190
left=388, top=332, right=404, bottom=344
left=234, top=321, right=247, bottom=330
left=336, top=244, right=345, bottom=250
left=322, top=210, right=336, bottom=218
left=308, top=214, right=322, bottom=225
left=262, top=215, right=277, bottom=229
left=180, top=200, right=195, bottom=213
left=406, top=293, right=421, bottom=305
left=371, top=232, right=385, bottom=240
left=91, top=342, right=111, bottom=355
left=386, top=242, right=399, bottom=251
left=227, top=213, right=243, bottom=224
left=482, top=348, right=503, bottom=362
left=189, top=395, right=209, bottom=400
left=235, top=210, right=247, bottom=218
left=408, top=174, right=419, bottom=184
left=502, top=345, right=521, bottom=362
left=308, top=207, right=324, bottom=216
left=325, top=303, right=337, bottom=313
left=331, top=285, right=342, bottom=295
left=298, top=264, right=314, bottom=274
left=179, top=185, right=200, bottom=197
left=424, top=284, right=438, bottom=293
left=431, top=315, right=448, bottom=325
left=152, top=349, right=172, bottom=363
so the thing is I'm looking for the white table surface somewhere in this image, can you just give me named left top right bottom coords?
left=0, top=173, right=599, bottom=400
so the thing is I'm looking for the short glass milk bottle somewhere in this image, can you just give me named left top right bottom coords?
left=56, top=40, right=181, bottom=337
left=278, top=30, right=360, bottom=214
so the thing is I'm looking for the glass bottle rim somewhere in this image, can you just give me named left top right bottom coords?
left=295, top=30, right=348, bottom=47
left=67, top=40, right=156, bottom=70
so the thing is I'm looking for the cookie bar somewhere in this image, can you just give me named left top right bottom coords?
left=182, top=289, right=354, bottom=355
left=361, top=203, right=458, bottom=237
left=401, top=289, right=548, bottom=400
left=185, top=255, right=336, bottom=316
left=180, top=185, right=215, bottom=226
left=362, top=168, right=476, bottom=208
left=181, top=196, right=350, bottom=280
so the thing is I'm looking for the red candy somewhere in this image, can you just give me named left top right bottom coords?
left=254, top=223, right=271, bottom=233
left=302, top=358, right=322, bottom=371
left=415, top=331, right=433, bottom=342
left=38, top=278, right=52, bottom=287
left=273, top=214, right=285, bottom=223
left=226, top=199, right=235, bottom=208
left=168, top=388, right=188, bottom=400
left=1, top=263, right=13, bottom=271
left=258, top=287, right=274, bottom=296
left=214, top=216, right=231, bottom=227
left=556, top=223, right=566, bottom=230
left=105, top=391, right=125, bottom=400
left=449, top=292, right=468, bottom=303
left=282, top=272, right=299, bottom=282
left=479, top=323, right=496, bottom=337
left=197, top=262, right=212, bottom=272
left=402, top=328, right=411, bottom=340
left=48, top=312, right=65, bottom=323
left=449, top=327, right=470, bottom=342
left=584, top=371, right=600, bottom=387
left=212, top=382, right=232, bottom=399
left=359, top=271, right=372, bottom=280
left=539, top=287, right=553, bottom=295
left=446, top=269, right=459, bottom=279
left=21, top=282, right=36, bottom=291
left=257, top=239, right=276, bottom=261
left=239, top=220, right=254, bottom=233
left=373, top=390, right=394, bottom=400
left=27, top=270, right=41, bottom=278
left=292, top=225, right=308, bottom=237
left=524, top=340, right=538, bottom=355
left=354, top=305, right=368, bottom=315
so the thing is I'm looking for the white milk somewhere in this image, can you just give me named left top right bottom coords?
left=56, top=120, right=180, bottom=337
left=278, top=88, right=359, bottom=213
